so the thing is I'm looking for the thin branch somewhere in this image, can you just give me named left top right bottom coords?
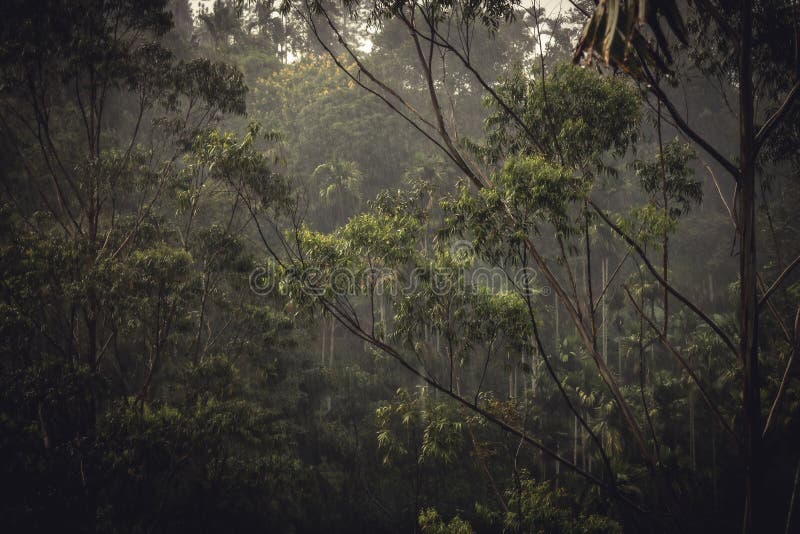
left=624, top=287, right=741, bottom=447
left=632, top=46, right=741, bottom=182
left=706, top=161, right=735, bottom=222
left=760, top=254, right=800, bottom=309
left=755, top=80, right=800, bottom=152
left=515, top=258, right=619, bottom=489
left=590, top=199, right=738, bottom=356
left=762, top=306, right=800, bottom=438
left=298, top=2, right=472, bottom=186
left=519, top=232, right=655, bottom=469
left=413, top=5, right=551, bottom=155
left=318, top=295, right=647, bottom=514
left=593, top=251, right=630, bottom=313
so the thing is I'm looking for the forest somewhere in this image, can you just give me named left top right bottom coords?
left=0, top=0, right=799, bottom=532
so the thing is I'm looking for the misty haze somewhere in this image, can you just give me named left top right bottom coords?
left=0, top=1, right=798, bottom=532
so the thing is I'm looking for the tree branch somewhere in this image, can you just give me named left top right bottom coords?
left=624, top=286, right=741, bottom=448
left=590, top=199, right=738, bottom=356
left=755, top=80, right=800, bottom=153
left=759, top=253, right=800, bottom=309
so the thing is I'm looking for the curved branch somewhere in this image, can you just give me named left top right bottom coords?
left=318, top=294, right=647, bottom=514
left=755, top=80, right=800, bottom=153
left=626, top=41, right=741, bottom=183
left=590, top=199, right=738, bottom=357
left=624, top=287, right=741, bottom=448
left=763, top=306, right=800, bottom=438
left=515, top=260, right=619, bottom=489
left=759, top=253, right=800, bottom=309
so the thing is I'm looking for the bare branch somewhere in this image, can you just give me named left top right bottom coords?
left=762, top=307, right=800, bottom=438
left=624, top=286, right=741, bottom=447
left=590, top=199, right=739, bottom=356
left=759, top=253, right=800, bottom=309
left=318, top=294, right=647, bottom=514
left=755, top=80, right=800, bottom=153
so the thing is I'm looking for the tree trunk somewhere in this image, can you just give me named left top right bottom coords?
left=521, top=347, right=527, bottom=397
left=739, top=1, right=761, bottom=529
left=555, top=441, right=561, bottom=488
left=321, top=317, right=327, bottom=366
left=508, top=351, right=514, bottom=399
left=690, top=388, right=696, bottom=472
left=554, top=293, right=559, bottom=353
left=659, top=102, right=670, bottom=335
left=329, top=317, right=335, bottom=366
left=587, top=411, right=593, bottom=473
left=602, top=257, right=608, bottom=363
left=573, top=415, right=578, bottom=466
left=709, top=273, right=715, bottom=305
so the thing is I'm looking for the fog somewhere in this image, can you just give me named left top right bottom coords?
left=1, top=1, right=798, bottom=532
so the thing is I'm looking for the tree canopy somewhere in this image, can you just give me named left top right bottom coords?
left=1, top=1, right=799, bottom=532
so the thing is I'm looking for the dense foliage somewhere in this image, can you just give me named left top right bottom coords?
left=1, top=1, right=798, bottom=533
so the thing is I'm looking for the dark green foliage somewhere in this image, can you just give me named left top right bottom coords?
left=483, top=63, right=641, bottom=172
left=1, top=1, right=799, bottom=533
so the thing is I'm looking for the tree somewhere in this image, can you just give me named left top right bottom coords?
left=241, top=0, right=800, bottom=530
left=0, top=2, right=306, bottom=530
left=576, top=1, right=800, bottom=530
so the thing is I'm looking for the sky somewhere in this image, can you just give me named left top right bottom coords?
left=189, top=0, right=572, bottom=16
left=187, top=0, right=575, bottom=58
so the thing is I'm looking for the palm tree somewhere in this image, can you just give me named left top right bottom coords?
left=313, top=159, right=364, bottom=229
